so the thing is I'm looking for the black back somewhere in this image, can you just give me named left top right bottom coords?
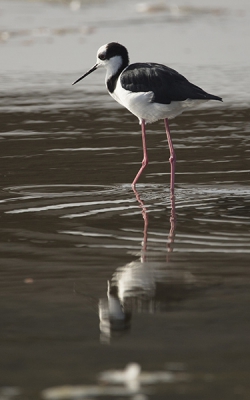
left=120, top=63, right=222, bottom=104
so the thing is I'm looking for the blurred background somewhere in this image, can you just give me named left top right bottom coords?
left=1, top=0, right=250, bottom=87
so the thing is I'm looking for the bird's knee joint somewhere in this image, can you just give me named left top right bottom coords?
left=169, top=155, right=176, bottom=164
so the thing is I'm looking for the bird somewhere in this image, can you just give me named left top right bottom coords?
left=72, top=42, right=222, bottom=195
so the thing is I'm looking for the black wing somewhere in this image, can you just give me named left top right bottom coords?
left=120, top=63, right=222, bottom=104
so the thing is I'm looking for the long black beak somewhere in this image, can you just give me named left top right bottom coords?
left=72, top=63, right=98, bottom=85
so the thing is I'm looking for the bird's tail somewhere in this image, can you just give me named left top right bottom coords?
left=206, top=93, right=223, bottom=102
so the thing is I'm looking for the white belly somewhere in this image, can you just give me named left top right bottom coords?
left=110, top=78, right=205, bottom=124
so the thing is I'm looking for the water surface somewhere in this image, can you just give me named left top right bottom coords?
left=0, top=0, right=250, bottom=399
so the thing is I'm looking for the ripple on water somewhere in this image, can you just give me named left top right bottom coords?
left=2, top=183, right=250, bottom=257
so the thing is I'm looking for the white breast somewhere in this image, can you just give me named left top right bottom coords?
left=110, top=75, right=206, bottom=124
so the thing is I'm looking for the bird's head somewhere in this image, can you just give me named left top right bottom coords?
left=72, top=42, right=129, bottom=85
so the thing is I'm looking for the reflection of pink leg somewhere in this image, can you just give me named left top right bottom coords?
left=133, top=186, right=176, bottom=259
left=132, top=186, right=148, bottom=260
left=132, top=119, right=148, bottom=189
left=164, top=118, right=176, bottom=196
left=167, top=194, right=176, bottom=254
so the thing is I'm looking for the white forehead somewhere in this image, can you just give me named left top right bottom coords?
left=97, top=43, right=108, bottom=56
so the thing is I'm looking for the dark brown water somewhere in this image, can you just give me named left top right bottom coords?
left=1, top=83, right=250, bottom=399
left=1, top=1, right=250, bottom=399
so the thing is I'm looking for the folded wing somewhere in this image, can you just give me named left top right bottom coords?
left=121, top=63, right=222, bottom=104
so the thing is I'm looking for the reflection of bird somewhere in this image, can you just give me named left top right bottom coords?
left=99, top=281, right=131, bottom=343
left=73, top=42, right=222, bottom=194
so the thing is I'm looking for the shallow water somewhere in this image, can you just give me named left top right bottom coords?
left=1, top=0, right=250, bottom=399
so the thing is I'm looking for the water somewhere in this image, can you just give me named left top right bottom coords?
left=1, top=0, right=250, bottom=399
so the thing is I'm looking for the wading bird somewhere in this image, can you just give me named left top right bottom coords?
left=73, top=42, right=222, bottom=194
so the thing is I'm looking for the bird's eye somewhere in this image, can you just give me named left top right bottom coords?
left=98, top=53, right=106, bottom=61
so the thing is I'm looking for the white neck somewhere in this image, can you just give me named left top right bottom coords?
left=105, top=55, right=123, bottom=82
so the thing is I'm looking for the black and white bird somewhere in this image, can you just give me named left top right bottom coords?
left=73, top=42, right=222, bottom=194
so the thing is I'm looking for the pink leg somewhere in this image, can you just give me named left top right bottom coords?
left=132, top=119, right=148, bottom=189
left=164, top=118, right=176, bottom=196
